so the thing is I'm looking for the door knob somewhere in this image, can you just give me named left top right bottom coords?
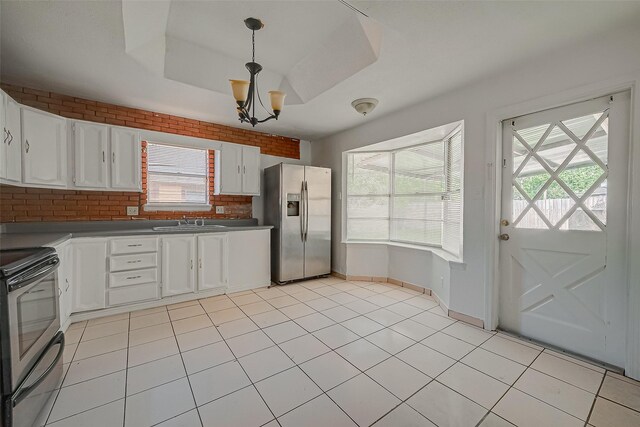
left=499, top=233, right=510, bottom=241
left=500, top=219, right=509, bottom=226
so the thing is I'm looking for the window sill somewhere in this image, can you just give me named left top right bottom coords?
left=143, top=204, right=212, bottom=212
left=343, top=240, right=465, bottom=269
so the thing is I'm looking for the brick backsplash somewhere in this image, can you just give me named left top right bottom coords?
left=0, top=84, right=301, bottom=223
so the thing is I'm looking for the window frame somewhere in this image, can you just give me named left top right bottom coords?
left=144, top=142, right=211, bottom=212
left=344, top=126, right=463, bottom=254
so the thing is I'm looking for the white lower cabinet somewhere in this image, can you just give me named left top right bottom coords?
left=55, top=241, right=73, bottom=328
left=107, top=236, right=159, bottom=306
left=197, top=234, right=228, bottom=291
left=71, top=239, right=107, bottom=312
left=161, top=235, right=196, bottom=297
left=228, top=229, right=270, bottom=291
left=63, top=231, right=268, bottom=319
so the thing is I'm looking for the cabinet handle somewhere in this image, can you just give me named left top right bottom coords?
left=127, top=244, right=142, bottom=247
left=126, top=260, right=142, bottom=264
left=191, top=259, right=194, bottom=270
left=25, top=139, right=29, bottom=153
left=199, top=259, right=202, bottom=269
left=102, top=151, right=105, bottom=163
left=112, top=152, right=115, bottom=163
left=58, top=288, right=62, bottom=296
left=2, top=129, right=6, bottom=144
left=126, top=275, right=142, bottom=280
left=7, top=131, right=13, bottom=146
left=243, top=165, right=246, bottom=174
left=237, top=165, right=240, bottom=174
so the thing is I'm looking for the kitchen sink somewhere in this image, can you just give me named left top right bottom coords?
left=152, top=224, right=227, bottom=231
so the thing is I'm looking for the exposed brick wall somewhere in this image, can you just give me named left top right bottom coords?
left=0, top=84, right=301, bottom=222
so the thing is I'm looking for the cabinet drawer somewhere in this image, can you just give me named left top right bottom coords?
left=108, top=282, right=159, bottom=307
left=109, top=268, right=157, bottom=288
left=110, top=237, right=158, bottom=255
left=110, top=253, right=157, bottom=272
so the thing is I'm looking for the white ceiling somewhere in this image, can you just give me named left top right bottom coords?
left=2, top=1, right=640, bottom=140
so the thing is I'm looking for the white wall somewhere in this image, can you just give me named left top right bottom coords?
left=311, top=23, right=640, bottom=321
left=253, top=140, right=311, bottom=225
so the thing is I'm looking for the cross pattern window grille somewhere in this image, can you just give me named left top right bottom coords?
left=511, top=109, right=609, bottom=231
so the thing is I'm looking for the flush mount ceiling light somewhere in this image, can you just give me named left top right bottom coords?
left=351, top=98, right=378, bottom=116
left=229, top=18, right=286, bottom=127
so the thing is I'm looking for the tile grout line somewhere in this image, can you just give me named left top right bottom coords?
left=122, top=311, right=131, bottom=427
left=585, top=369, right=608, bottom=425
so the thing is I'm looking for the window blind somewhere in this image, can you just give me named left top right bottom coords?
left=392, top=141, right=445, bottom=245
left=346, top=152, right=391, bottom=240
left=345, top=127, right=463, bottom=255
left=147, top=143, right=209, bottom=205
left=442, top=131, right=463, bottom=256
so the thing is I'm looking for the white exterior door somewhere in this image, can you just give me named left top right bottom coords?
left=111, top=127, right=141, bottom=190
left=161, top=236, right=196, bottom=296
left=241, top=146, right=260, bottom=195
left=22, top=108, right=67, bottom=186
left=74, top=121, right=109, bottom=188
left=499, top=92, right=630, bottom=366
left=197, top=234, right=228, bottom=291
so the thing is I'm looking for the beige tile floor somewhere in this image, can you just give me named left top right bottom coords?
left=40, top=277, right=640, bottom=427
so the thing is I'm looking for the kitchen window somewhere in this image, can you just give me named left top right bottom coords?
left=145, top=143, right=210, bottom=211
left=346, top=127, right=463, bottom=256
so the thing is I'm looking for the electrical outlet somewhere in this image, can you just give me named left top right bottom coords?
left=127, top=206, right=139, bottom=216
left=215, top=206, right=225, bottom=214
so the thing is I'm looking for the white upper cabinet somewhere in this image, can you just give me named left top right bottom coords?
left=161, top=235, right=196, bottom=297
left=70, top=122, right=141, bottom=191
left=110, top=127, right=141, bottom=190
left=241, top=146, right=260, bottom=195
left=0, top=91, right=22, bottom=183
left=4, top=97, right=22, bottom=183
left=197, top=234, right=228, bottom=291
left=0, top=91, right=7, bottom=180
left=216, top=143, right=243, bottom=194
left=22, top=107, right=67, bottom=187
left=215, top=143, right=261, bottom=196
left=73, top=121, right=109, bottom=188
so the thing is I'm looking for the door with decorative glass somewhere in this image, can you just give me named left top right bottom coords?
left=499, top=92, right=630, bottom=366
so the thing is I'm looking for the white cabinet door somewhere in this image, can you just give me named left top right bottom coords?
left=161, top=235, right=196, bottom=296
left=111, top=127, right=141, bottom=190
left=73, top=121, right=108, bottom=188
left=4, top=97, right=22, bottom=183
left=0, top=91, right=6, bottom=180
left=22, top=108, right=67, bottom=186
left=197, top=234, right=228, bottom=291
left=241, top=146, right=260, bottom=195
left=71, top=240, right=107, bottom=312
left=216, top=144, right=242, bottom=194
left=55, top=241, right=73, bottom=328
left=227, top=229, right=270, bottom=291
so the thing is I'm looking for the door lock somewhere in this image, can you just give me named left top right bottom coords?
left=500, top=219, right=509, bottom=226
left=498, top=233, right=510, bottom=241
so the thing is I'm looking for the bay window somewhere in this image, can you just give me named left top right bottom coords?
left=346, top=127, right=463, bottom=256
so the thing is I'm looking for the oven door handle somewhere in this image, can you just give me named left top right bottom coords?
left=7, top=257, right=60, bottom=292
left=11, top=331, right=65, bottom=407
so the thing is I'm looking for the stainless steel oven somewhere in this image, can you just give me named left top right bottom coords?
left=1, top=247, right=64, bottom=427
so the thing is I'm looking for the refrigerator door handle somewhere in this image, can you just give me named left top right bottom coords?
left=304, top=181, right=309, bottom=242
left=300, top=181, right=305, bottom=242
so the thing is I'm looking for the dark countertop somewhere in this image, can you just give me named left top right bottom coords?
left=0, top=220, right=273, bottom=250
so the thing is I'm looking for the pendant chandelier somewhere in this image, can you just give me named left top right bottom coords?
left=229, top=18, right=286, bottom=127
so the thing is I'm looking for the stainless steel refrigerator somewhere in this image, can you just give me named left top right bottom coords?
left=264, top=164, right=331, bottom=284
